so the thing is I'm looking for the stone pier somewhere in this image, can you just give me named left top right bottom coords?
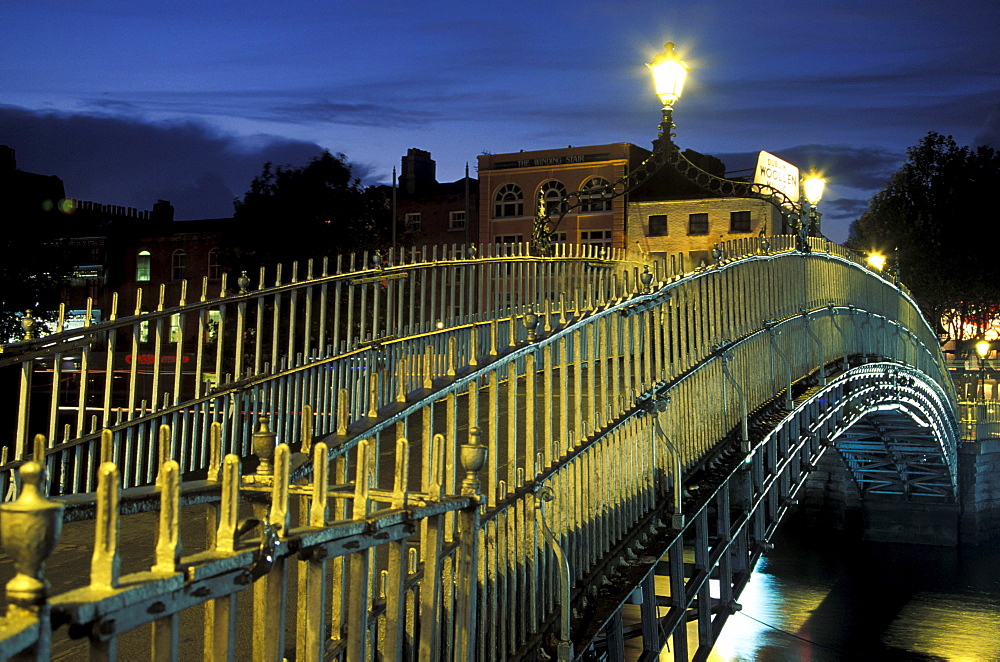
left=957, top=439, right=1000, bottom=545
left=794, top=445, right=1000, bottom=546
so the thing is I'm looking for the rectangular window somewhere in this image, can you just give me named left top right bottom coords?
left=648, top=214, right=667, bottom=236
left=688, top=213, right=708, bottom=235
left=551, top=232, right=567, bottom=244
left=581, top=230, right=612, bottom=247
left=207, top=248, right=221, bottom=279
left=170, top=313, right=182, bottom=343
left=405, top=213, right=421, bottom=231
left=206, top=310, right=221, bottom=343
left=730, top=211, right=752, bottom=233
left=494, top=234, right=523, bottom=244
left=494, top=234, right=523, bottom=257
left=136, top=251, right=151, bottom=282
left=449, top=211, right=466, bottom=230
left=171, top=250, right=186, bottom=281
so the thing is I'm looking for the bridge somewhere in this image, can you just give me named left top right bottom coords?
left=0, top=236, right=963, bottom=660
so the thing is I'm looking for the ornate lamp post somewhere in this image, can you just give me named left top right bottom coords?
left=530, top=42, right=823, bottom=255
left=976, top=338, right=991, bottom=399
left=802, top=174, right=825, bottom=235
left=647, top=41, right=688, bottom=139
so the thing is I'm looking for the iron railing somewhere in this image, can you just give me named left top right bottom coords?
left=0, top=237, right=958, bottom=659
left=958, top=400, right=1000, bottom=440
left=1, top=242, right=647, bottom=498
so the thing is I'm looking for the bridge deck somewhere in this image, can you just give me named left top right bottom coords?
left=0, top=239, right=960, bottom=660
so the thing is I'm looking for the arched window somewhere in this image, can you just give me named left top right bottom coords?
left=538, top=180, right=568, bottom=216
left=207, top=248, right=221, bottom=279
left=171, top=249, right=187, bottom=281
left=494, top=184, right=523, bottom=218
left=136, top=250, right=151, bottom=282
left=580, top=177, right=613, bottom=212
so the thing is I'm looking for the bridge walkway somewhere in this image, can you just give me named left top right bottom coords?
left=0, top=237, right=962, bottom=660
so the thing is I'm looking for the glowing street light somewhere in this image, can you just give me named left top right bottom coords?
left=532, top=42, right=690, bottom=254
left=644, top=42, right=824, bottom=252
left=647, top=42, right=688, bottom=109
left=803, top=175, right=825, bottom=206
left=976, top=339, right=991, bottom=400
left=867, top=253, right=886, bottom=271
left=801, top=174, right=825, bottom=237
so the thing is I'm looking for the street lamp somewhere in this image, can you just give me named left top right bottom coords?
left=529, top=41, right=822, bottom=255
left=976, top=339, right=991, bottom=399
left=803, top=175, right=825, bottom=206
left=648, top=42, right=688, bottom=111
left=802, top=174, right=825, bottom=238
left=866, top=252, right=886, bottom=271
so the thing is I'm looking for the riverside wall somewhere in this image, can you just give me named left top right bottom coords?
left=795, top=443, right=1000, bottom=546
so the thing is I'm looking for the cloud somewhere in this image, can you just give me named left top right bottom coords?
left=825, top=197, right=870, bottom=218
left=268, top=100, right=440, bottom=128
left=705, top=144, right=909, bottom=243
left=0, top=105, right=328, bottom=219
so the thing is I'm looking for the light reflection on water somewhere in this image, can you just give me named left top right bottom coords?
left=708, top=522, right=1000, bottom=661
left=885, top=592, right=1000, bottom=659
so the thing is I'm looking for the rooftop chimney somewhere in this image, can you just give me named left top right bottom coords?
left=151, top=199, right=174, bottom=223
left=400, top=148, right=436, bottom=195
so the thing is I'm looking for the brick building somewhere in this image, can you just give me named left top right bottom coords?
left=392, top=148, right=479, bottom=250
left=477, top=144, right=651, bottom=250
left=627, top=197, right=785, bottom=266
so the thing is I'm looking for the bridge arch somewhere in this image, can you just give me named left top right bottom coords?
left=546, top=248, right=962, bottom=659
left=792, top=361, right=959, bottom=501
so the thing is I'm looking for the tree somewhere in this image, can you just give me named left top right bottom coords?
left=228, top=151, right=391, bottom=272
left=846, top=132, right=1000, bottom=342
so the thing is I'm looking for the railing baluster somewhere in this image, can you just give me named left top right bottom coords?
left=0, top=243, right=961, bottom=661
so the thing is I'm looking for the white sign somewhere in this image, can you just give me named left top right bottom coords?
left=754, top=151, right=799, bottom=203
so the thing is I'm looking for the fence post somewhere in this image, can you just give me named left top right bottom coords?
left=454, top=428, right=486, bottom=661
left=536, top=484, right=573, bottom=661
left=720, top=349, right=750, bottom=453
left=0, top=461, right=64, bottom=660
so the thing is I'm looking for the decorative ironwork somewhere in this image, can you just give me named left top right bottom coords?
left=531, top=107, right=814, bottom=255
left=0, top=240, right=960, bottom=659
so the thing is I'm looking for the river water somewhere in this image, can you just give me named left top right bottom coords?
left=709, top=520, right=1000, bottom=661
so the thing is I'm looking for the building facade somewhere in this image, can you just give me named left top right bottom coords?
left=477, top=144, right=652, bottom=251
left=627, top=197, right=785, bottom=266
left=392, top=148, right=479, bottom=250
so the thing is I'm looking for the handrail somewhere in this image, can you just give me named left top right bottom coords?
left=0, top=237, right=963, bottom=660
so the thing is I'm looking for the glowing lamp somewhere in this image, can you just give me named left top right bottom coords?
left=976, top=339, right=991, bottom=359
left=648, top=42, right=688, bottom=108
left=803, top=175, right=825, bottom=205
left=867, top=253, right=886, bottom=271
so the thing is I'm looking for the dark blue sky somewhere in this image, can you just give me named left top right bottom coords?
left=2, top=1, right=998, bottom=241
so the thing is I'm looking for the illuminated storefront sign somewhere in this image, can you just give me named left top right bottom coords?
left=754, top=151, right=799, bottom=203
left=492, top=153, right=612, bottom=169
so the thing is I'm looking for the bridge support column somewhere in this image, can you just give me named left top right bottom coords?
left=958, top=439, right=1000, bottom=545
left=728, top=464, right=753, bottom=513
left=605, top=608, right=625, bottom=661
left=637, top=573, right=663, bottom=661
